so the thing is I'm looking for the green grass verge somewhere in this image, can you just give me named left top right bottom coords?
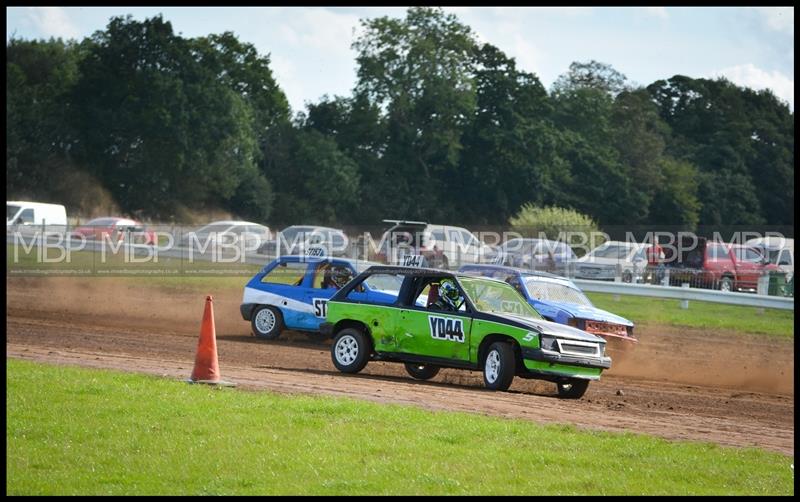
left=587, top=292, right=794, bottom=338
left=7, top=359, right=794, bottom=495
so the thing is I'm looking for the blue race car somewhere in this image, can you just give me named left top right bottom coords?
left=241, top=255, right=401, bottom=339
left=458, top=264, right=637, bottom=345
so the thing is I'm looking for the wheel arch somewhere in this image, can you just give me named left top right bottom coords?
left=333, top=320, right=374, bottom=351
left=477, top=333, right=523, bottom=371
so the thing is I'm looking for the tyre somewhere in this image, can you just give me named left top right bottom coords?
left=404, top=363, right=440, bottom=381
left=331, top=328, right=370, bottom=374
left=482, top=342, right=516, bottom=391
left=622, top=270, right=633, bottom=283
left=556, top=379, right=590, bottom=399
left=718, top=276, right=733, bottom=292
left=251, top=305, right=284, bottom=340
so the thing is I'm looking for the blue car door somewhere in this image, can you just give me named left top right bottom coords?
left=248, top=259, right=316, bottom=330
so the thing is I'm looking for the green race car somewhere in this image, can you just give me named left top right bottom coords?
left=320, top=266, right=612, bottom=399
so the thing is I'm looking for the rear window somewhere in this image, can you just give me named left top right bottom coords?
left=261, top=262, right=308, bottom=286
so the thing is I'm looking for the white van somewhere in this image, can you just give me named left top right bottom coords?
left=378, top=220, right=494, bottom=268
left=746, top=236, right=794, bottom=282
left=7, top=201, right=68, bottom=230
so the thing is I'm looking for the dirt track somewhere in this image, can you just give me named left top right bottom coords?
left=6, top=277, right=795, bottom=455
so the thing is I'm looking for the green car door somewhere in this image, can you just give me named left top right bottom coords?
left=395, top=308, right=472, bottom=361
left=394, top=282, right=472, bottom=361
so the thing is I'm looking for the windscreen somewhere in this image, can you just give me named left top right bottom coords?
left=458, top=276, right=542, bottom=319
left=590, top=244, right=628, bottom=259
left=523, top=279, right=592, bottom=306
left=7, top=205, right=20, bottom=221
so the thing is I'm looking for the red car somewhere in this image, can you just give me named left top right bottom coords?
left=667, top=238, right=776, bottom=291
left=72, top=217, right=157, bottom=245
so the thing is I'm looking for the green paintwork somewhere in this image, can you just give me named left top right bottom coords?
left=523, top=360, right=603, bottom=380
left=327, top=300, right=603, bottom=381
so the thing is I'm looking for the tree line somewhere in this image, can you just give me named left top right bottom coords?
left=6, top=8, right=794, bottom=228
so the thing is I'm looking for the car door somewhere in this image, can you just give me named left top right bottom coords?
left=734, top=247, right=763, bottom=289
left=396, top=277, right=472, bottom=362
left=250, top=260, right=313, bottom=330
left=304, top=261, right=358, bottom=325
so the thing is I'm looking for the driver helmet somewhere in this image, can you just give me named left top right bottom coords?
left=440, top=280, right=461, bottom=309
left=330, top=266, right=353, bottom=288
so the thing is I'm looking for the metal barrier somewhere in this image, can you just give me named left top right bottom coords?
left=572, top=278, right=794, bottom=310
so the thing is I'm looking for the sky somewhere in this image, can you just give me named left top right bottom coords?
left=6, top=6, right=795, bottom=112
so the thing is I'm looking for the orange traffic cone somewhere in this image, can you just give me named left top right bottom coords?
left=189, top=295, right=234, bottom=386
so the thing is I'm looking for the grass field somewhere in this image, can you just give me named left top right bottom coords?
left=6, top=359, right=794, bottom=495
left=587, top=292, right=794, bottom=337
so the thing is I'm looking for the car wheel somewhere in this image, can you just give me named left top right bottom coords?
left=482, top=342, right=516, bottom=391
left=556, top=379, right=590, bottom=399
left=622, top=270, right=633, bottom=283
left=331, top=328, right=370, bottom=374
left=404, top=363, right=440, bottom=381
left=251, top=306, right=284, bottom=340
left=718, top=276, right=733, bottom=292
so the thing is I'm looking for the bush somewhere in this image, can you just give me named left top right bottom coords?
left=508, top=204, right=605, bottom=255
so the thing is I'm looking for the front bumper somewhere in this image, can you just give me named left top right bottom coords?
left=521, top=347, right=612, bottom=370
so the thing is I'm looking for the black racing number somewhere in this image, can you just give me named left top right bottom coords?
left=313, top=298, right=328, bottom=318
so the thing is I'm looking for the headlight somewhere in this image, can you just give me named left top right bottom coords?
left=567, top=318, right=585, bottom=330
left=540, top=334, right=558, bottom=351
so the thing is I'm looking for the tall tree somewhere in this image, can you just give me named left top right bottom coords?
left=6, top=37, right=83, bottom=198
left=460, top=43, right=569, bottom=224
left=70, top=15, right=271, bottom=221
left=551, top=62, right=642, bottom=225
left=353, top=7, right=477, bottom=220
left=647, top=75, right=791, bottom=225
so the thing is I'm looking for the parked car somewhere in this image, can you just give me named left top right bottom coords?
left=7, top=201, right=67, bottom=230
left=487, top=238, right=576, bottom=276
left=459, top=264, right=636, bottom=346
left=572, top=241, right=663, bottom=283
left=746, top=236, right=794, bottom=282
left=664, top=237, right=777, bottom=292
left=375, top=220, right=494, bottom=268
left=321, top=265, right=611, bottom=398
left=72, top=217, right=157, bottom=245
left=240, top=255, right=401, bottom=340
left=181, top=220, right=271, bottom=250
left=257, top=225, right=349, bottom=257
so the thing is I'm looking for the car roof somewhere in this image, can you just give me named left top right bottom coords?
left=596, top=240, right=646, bottom=247
left=281, top=225, right=343, bottom=233
left=204, top=220, right=265, bottom=226
left=276, top=255, right=372, bottom=267
left=746, top=237, right=793, bottom=250
left=362, top=264, right=507, bottom=284
left=459, top=263, right=562, bottom=279
left=85, top=216, right=138, bottom=224
left=503, top=238, right=564, bottom=244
